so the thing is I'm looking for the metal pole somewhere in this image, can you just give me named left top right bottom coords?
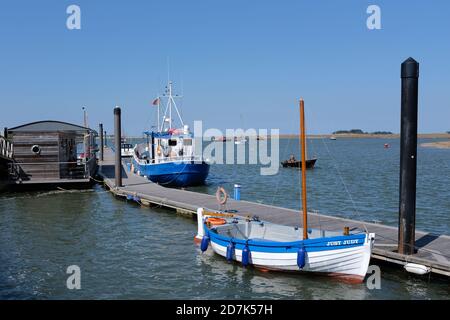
left=104, top=131, right=107, bottom=147
left=114, top=106, right=122, bottom=187
left=300, top=99, right=308, bottom=240
left=157, top=98, right=160, bottom=132
left=151, top=131, right=155, bottom=163
left=398, top=57, right=419, bottom=255
left=85, top=132, right=90, bottom=160
left=82, top=106, right=87, bottom=127
left=99, top=123, right=104, bottom=161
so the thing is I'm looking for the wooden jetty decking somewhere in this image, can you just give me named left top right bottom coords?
left=98, top=147, right=450, bottom=278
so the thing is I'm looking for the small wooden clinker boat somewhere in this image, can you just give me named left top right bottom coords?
left=196, top=98, right=375, bottom=283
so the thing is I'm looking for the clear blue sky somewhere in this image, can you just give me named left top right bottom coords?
left=0, top=0, right=449, bottom=135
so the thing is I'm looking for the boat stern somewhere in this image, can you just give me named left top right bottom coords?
left=194, top=207, right=205, bottom=244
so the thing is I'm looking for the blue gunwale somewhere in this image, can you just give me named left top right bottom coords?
left=206, top=225, right=367, bottom=253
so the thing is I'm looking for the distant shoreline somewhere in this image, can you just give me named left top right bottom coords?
left=420, top=140, right=450, bottom=149
left=118, top=133, right=450, bottom=140
left=276, top=133, right=450, bottom=139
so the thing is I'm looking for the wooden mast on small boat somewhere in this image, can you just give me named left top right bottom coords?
left=299, top=99, right=308, bottom=240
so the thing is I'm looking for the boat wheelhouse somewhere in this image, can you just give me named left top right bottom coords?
left=121, top=143, right=134, bottom=157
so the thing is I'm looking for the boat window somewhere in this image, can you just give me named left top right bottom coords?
left=183, top=138, right=192, bottom=146
left=31, top=145, right=41, bottom=155
left=168, top=139, right=177, bottom=146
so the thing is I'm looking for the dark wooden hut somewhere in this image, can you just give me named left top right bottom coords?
left=5, top=121, right=98, bottom=188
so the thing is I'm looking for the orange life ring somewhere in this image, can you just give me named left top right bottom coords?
left=207, top=217, right=227, bottom=226
left=216, top=187, right=228, bottom=205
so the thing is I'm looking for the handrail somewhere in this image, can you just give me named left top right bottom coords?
left=84, top=157, right=96, bottom=178
left=133, top=155, right=205, bottom=165
left=11, top=161, right=84, bottom=165
left=0, top=135, right=13, bottom=159
left=10, top=157, right=97, bottom=179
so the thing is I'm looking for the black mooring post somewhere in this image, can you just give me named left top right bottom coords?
left=104, top=130, right=107, bottom=147
left=99, top=123, right=104, bottom=161
left=114, top=107, right=122, bottom=187
left=151, top=131, right=155, bottom=163
left=398, top=57, right=419, bottom=255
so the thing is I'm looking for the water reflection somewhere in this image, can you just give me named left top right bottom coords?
left=196, top=247, right=371, bottom=300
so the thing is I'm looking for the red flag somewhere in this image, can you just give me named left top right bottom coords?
left=152, top=98, right=160, bottom=106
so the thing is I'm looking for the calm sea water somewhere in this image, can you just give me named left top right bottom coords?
left=0, top=138, right=449, bottom=299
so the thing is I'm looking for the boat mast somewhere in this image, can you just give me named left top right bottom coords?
left=160, top=81, right=184, bottom=131
left=299, top=98, right=308, bottom=240
left=169, top=82, right=172, bottom=129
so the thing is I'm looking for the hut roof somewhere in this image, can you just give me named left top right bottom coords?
left=8, top=120, right=97, bottom=135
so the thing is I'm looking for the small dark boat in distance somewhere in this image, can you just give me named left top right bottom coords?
left=281, top=158, right=317, bottom=169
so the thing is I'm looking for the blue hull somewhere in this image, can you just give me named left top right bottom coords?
left=133, top=160, right=209, bottom=187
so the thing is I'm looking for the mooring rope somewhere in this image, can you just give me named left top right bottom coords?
left=269, top=131, right=294, bottom=206
left=268, top=103, right=303, bottom=208
left=319, top=137, right=369, bottom=234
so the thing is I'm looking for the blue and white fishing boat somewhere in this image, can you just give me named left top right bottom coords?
left=195, top=99, right=375, bottom=283
left=132, top=81, right=210, bottom=187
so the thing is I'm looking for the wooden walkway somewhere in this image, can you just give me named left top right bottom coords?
left=98, top=147, right=450, bottom=278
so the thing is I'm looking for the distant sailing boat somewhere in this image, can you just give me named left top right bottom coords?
left=234, top=136, right=247, bottom=145
left=196, top=99, right=375, bottom=282
left=234, top=113, right=247, bottom=144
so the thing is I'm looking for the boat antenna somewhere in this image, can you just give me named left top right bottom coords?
left=160, top=81, right=184, bottom=131
left=299, top=98, right=308, bottom=240
left=167, top=56, right=170, bottom=83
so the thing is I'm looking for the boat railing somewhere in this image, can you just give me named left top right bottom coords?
left=0, top=135, right=13, bottom=160
left=9, top=157, right=96, bottom=180
left=134, top=154, right=205, bottom=165
left=156, top=155, right=205, bottom=163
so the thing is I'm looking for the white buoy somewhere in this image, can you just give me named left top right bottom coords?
left=404, top=263, right=431, bottom=275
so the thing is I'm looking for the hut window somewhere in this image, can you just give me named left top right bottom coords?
left=168, top=139, right=177, bottom=146
left=31, top=145, right=41, bottom=155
